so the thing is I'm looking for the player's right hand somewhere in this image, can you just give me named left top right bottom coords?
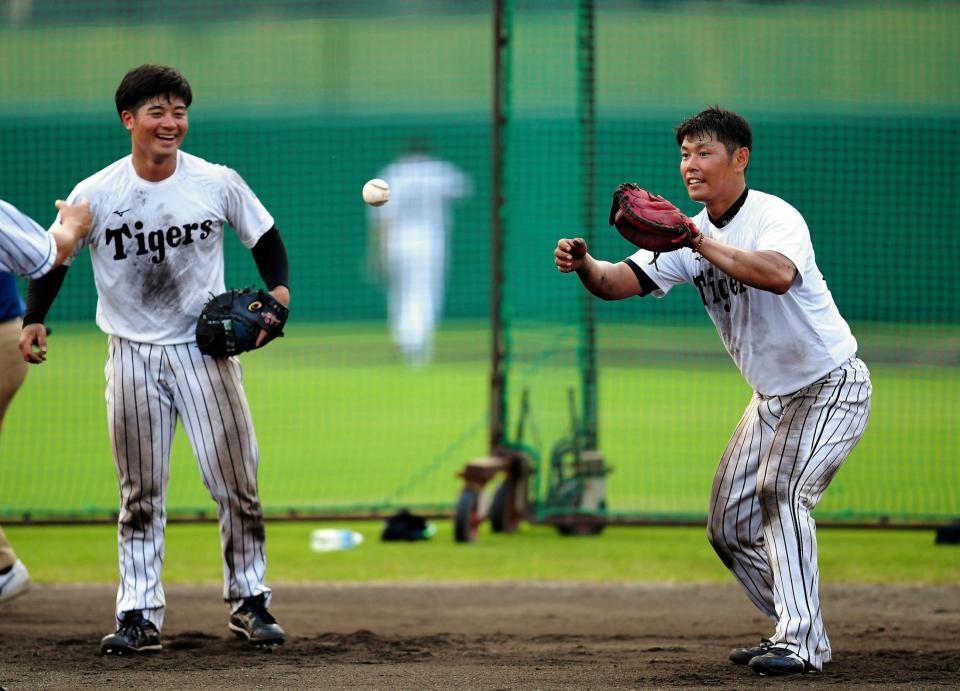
left=19, top=323, right=49, bottom=364
left=56, top=197, right=92, bottom=239
left=555, top=238, right=588, bottom=273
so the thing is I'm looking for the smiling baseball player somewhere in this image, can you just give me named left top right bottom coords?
left=19, top=64, right=290, bottom=655
left=555, top=107, right=871, bottom=676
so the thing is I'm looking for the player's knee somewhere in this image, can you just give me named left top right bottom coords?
left=756, top=475, right=787, bottom=505
left=705, top=511, right=729, bottom=550
left=705, top=523, right=736, bottom=569
left=705, top=497, right=730, bottom=544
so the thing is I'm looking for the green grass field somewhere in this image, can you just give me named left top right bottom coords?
left=4, top=521, right=957, bottom=586
left=0, top=322, right=956, bottom=523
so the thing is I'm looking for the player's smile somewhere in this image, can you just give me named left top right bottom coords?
left=680, top=134, right=748, bottom=216
left=680, top=137, right=724, bottom=201
left=123, top=95, right=189, bottom=176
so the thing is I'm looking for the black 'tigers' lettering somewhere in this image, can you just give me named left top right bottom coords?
left=105, top=224, right=132, bottom=260
left=133, top=222, right=148, bottom=256
left=107, top=218, right=215, bottom=264
left=182, top=223, right=199, bottom=245
left=148, top=229, right=166, bottom=264
left=693, top=267, right=747, bottom=312
left=693, top=272, right=708, bottom=304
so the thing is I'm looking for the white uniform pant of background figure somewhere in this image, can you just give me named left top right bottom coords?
left=105, top=336, right=271, bottom=630
left=707, top=357, right=871, bottom=671
left=387, top=228, right=444, bottom=367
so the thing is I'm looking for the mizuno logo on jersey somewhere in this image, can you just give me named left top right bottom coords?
left=693, top=266, right=747, bottom=313
left=105, top=219, right=215, bottom=264
left=113, top=208, right=131, bottom=217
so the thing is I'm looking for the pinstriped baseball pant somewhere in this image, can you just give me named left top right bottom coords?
left=707, top=357, right=871, bottom=670
left=0, top=318, right=28, bottom=572
left=105, top=336, right=271, bottom=630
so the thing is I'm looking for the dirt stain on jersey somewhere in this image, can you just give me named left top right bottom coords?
left=140, top=261, right=182, bottom=310
left=774, top=340, right=808, bottom=370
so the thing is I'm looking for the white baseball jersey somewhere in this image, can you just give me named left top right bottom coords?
left=58, top=151, right=273, bottom=344
left=626, top=188, right=871, bottom=670
left=0, top=198, right=56, bottom=279
left=629, top=189, right=857, bottom=395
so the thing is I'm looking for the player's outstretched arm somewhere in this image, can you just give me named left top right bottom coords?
left=49, top=198, right=92, bottom=268
left=554, top=237, right=642, bottom=301
left=695, top=236, right=797, bottom=294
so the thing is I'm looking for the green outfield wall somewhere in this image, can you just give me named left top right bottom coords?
left=2, top=113, right=954, bottom=326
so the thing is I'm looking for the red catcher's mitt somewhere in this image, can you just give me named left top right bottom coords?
left=608, top=183, right=699, bottom=255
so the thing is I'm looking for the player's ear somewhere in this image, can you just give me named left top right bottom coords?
left=120, top=110, right=135, bottom=131
left=734, top=146, right=749, bottom=173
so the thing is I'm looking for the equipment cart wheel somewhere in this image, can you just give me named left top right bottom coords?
left=453, top=488, right=481, bottom=543
left=489, top=481, right=509, bottom=533
left=489, top=478, right=526, bottom=534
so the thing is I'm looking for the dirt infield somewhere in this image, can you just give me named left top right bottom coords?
left=1, top=582, right=958, bottom=689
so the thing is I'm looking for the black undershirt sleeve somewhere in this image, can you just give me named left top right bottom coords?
left=23, top=264, right=69, bottom=326
left=623, top=258, right=659, bottom=296
left=251, top=227, right=289, bottom=290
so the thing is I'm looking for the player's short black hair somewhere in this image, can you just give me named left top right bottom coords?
left=674, top=106, right=752, bottom=156
left=115, top=64, right=193, bottom=118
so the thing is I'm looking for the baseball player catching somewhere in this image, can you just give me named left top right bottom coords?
left=555, top=107, right=871, bottom=676
left=0, top=196, right=91, bottom=605
left=19, top=64, right=291, bottom=655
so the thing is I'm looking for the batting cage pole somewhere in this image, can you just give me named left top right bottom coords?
left=489, top=0, right=512, bottom=452
left=577, top=0, right=598, bottom=450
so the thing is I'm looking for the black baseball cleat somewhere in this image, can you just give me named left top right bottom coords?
left=748, top=647, right=815, bottom=676
left=100, top=610, right=162, bottom=655
left=729, top=638, right=774, bottom=665
left=229, top=594, right=285, bottom=646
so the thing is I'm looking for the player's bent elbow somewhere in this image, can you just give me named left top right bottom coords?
left=769, top=272, right=798, bottom=295
left=755, top=269, right=796, bottom=295
left=598, top=288, right=636, bottom=301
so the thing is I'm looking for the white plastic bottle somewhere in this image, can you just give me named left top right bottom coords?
left=310, top=528, right=364, bottom=552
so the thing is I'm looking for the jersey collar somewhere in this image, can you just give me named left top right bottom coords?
left=707, top=187, right=749, bottom=228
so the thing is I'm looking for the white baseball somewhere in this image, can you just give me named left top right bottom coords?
left=362, top=178, right=390, bottom=206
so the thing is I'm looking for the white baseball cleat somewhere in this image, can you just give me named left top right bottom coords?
left=0, top=559, right=31, bottom=606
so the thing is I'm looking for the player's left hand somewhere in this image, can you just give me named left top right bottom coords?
left=609, top=183, right=700, bottom=252
left=255, top=285, right=290, bottom=348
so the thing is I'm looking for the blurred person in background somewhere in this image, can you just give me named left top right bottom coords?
left=367, top=138, right=472, bottom=367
